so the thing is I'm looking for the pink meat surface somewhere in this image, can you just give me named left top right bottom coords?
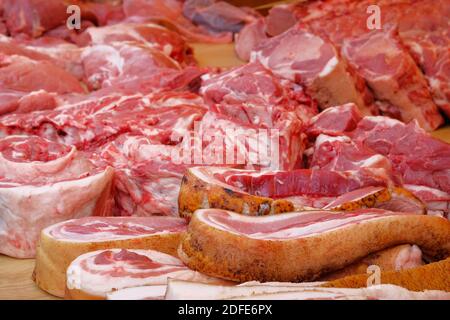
left=0, top=135, right=114, bottom=258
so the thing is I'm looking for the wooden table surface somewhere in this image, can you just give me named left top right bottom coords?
left=1, top=42, right=449, bottom=300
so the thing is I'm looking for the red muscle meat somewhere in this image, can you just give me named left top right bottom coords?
left=0, top=135, right=114, bottom=258
left=123, top=0, right=232, bottom=43
left=250, top=25, right=374, bottom=115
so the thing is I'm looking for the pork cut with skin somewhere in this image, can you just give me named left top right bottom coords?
left=0, top=135, right=114, bottom=258
left=165, top=280, right=450, bottom=300
left=66, top=248, right=228, bottom=300
left=34, top=216, right=187, bottom=298
left=178, top=209, right=450, bottom=282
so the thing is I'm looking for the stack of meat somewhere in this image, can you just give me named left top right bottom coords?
left=0, top=0, right=449, bottom=300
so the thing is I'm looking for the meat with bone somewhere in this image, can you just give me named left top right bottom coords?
left=178, top=209, right=450, bottom=282
left=0, top=95, right=207, bottom=150
left=1, top=0, right=69, bottom=37
left=33, top=216, right=187, bottom=297
left=66, top=248, right=228, bottom=300
left=0, top=135, right=114, bottom=259
left=325, top=257, right=450, bottom=292
left=178, top=167, right=390, bottom=219
left=165, top=280, right=450, bottom=300
left=320, top=244, right=424, bottom=281
left=123, top=0, right=232, bottom=43
left=250, top=25, right=374, bottom=115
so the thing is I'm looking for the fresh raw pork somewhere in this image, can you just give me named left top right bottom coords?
left=250, top=25, right=374, bottom=115
left=0, top=135, right=114, bottom=258
left=66, top=248, right=227, bottom=299
left=123, top=0, right=233, bottom=43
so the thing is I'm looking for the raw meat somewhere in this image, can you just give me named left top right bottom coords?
left=178, top=167, right=390, bottom=219
left=351, top=117, right=450, bottom=194
left=234, top=18, right=268, bottom=61
left=342, top=29, right=443, bottom=131
left=0, top=54, right=85, bottom=94
left=179, top=209, right=450, bottom=282
left=2, top=0, right=68, bottom=37
left=165, top=280, right=450, bottom=300
left=182, top=0, right=259, bottom=33
left=250, top=25, right=374, bottom=115
left=123, top=0, right=232, bottom=43
left=34, top=216, right=187, bottom=297
left=200, top=62, right=317, bottom=170
left=66, top=248, right=227, bottom=299
left=0, top=135, right=114, bottom=258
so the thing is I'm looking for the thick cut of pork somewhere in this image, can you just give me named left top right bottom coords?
left=351, top=117, right=450, bottom=194
left=234, top=19, right=268, bottom=62
left=123, top=0, right=232, bottom=43
left=2, top=0, right=68, bottom=37
left=81, top=42, right=181, bottom=90
left=77, top=22, right=194, bottom=65
left=178, top=167, right=390, bottom=219
left=66, top=248, right=227, bottom=300
left=250, top=25, right=373, bottom=115
left=165, top=280, right=450, bottom=300
left=0, top=54, right=85, bottom=94
left=179, top=209, right=450, bottom=283
left=34, top=216, right=187, bottom=297
left=200, top=62, right=317, bottom=170
left=342, top=29, right=443, bottom=131
left=0, top=136, right=114, bottom=259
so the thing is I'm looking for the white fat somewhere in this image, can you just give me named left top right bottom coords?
left=315, top=134, right=351, bottom=146
left=319, top=56, right=338, bottom=77
left=107, top=285, right=167, bottom=300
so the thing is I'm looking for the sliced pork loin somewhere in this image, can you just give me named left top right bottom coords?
left=178, top=209, right=450, bottom=283
left=320, top=244, right=424, bottom=281
left=250, top=25, right=374, bottom=115
left=165, top=280, right=450, bottom=300
left=34, top=216, right=187, bottom=298
left=66, top=248, right=227, bottom=300
left=0, top=136, right=114, bottom=259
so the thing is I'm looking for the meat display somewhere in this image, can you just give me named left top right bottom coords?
left=0, top=0, right=448, bottom=301
left=33, top=216, right=187, bottom=297
left=0, top=135, right=114, bottom=258
left=179, top=209, right=450, bottom=282
left=240, top=0, right=448, bottom=131
left=66, top=248, right=226, bottom=299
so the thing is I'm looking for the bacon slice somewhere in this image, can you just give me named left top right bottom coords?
left=33, top=216, right=187, bottom=298
left=165, top=280, right=450, bottom=300
left=0, top=136, right=114, bottom=259
left=66, top=249, right=224, bottom=300
left=179, top=209, right=450, bottom=282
